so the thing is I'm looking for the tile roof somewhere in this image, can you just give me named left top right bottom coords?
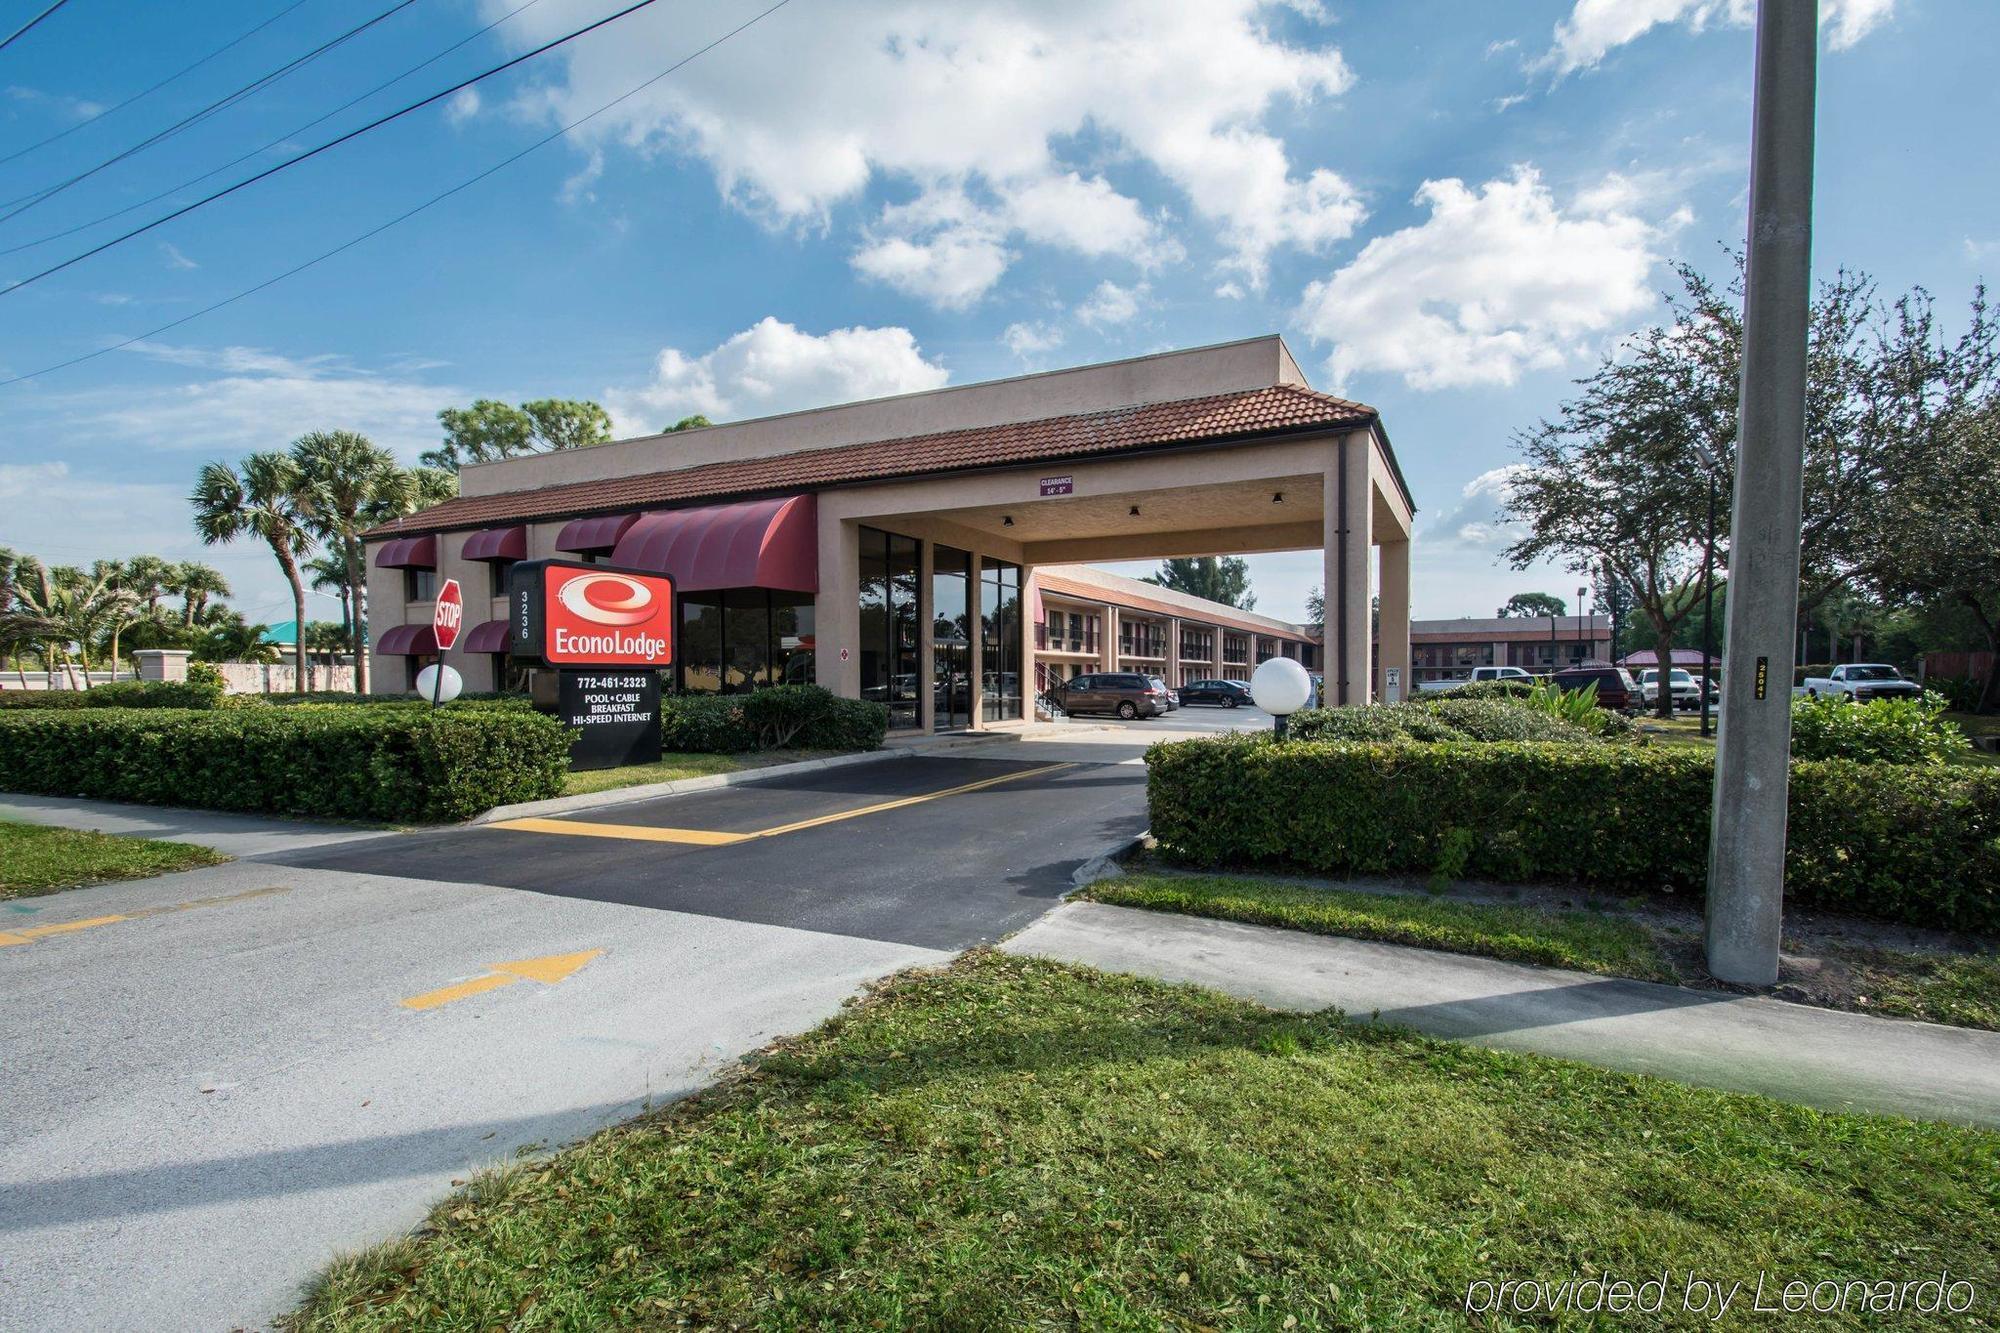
left=365, top=384, right=1376, bottom=538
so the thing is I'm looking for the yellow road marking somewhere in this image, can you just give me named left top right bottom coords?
left=0, top=885, right=289, bottom=948
left=400, top=948, right=605, bottom=1011
left=484, top=816, right=750, bottom=845
left=486, top=763, right=1077, bottom=848
left=400, top=971, right=518, bottom=1011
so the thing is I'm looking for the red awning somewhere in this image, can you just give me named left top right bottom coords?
left=377, top=623, right=439, bottom=655
left=461, top=619, right=510, bottom=653
left=460, top=525, right=526, bottom=562
left=554, top=513, right=639, bottom=554
left=373, top=535, right=437, bottom=569
left=611, top=495, right=816, bottom=593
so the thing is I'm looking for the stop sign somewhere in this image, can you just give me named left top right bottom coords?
left=432, top=578, right=463, bottom=651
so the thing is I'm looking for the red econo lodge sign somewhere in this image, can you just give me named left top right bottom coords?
left=508, top=560, right=675, bottom=668
left=432, top=578, right=464, bottom=651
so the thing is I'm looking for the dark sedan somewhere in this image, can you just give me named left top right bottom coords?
left=1179, top=678, right=1253, bottom=708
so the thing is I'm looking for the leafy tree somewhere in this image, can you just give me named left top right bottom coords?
left=192, top=453, right=316, bottom=691
left=1304, top=585, right=1324, bottom=627
left=421, top=397, right=613, bottom=471
left=1498, top=592, right=1566, bottom=619
left=661, top=414, right=713, bottom=433
left=1858, top=287, right=2000, bottom=708
left=168, top=560, right=231, bottom=628
left=1143, top=557, right=1256, bottom=610
left=293, top=430, right=410, bottom=693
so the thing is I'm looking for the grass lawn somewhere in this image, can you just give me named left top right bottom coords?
left=291, top=953, right=1998, bottom=1331
left=0, top=819, right=228, bottom=900
left=1087, top=870, right=2000, bottom=1034
left=1086, top=871, right=1681, bottom=982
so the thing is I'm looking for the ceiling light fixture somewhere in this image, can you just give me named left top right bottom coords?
left=1272, top=491, right=1284, bottom=504
left=1002, top=515, right=1014, bottom=527
left=1128, top=505, right=1141, bottom=517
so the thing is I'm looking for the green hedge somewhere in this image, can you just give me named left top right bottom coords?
left=1789, top=693, right=1967, bottom=764
left=0, top=678, right=227, bottom=710
left=261, top=691, right=536, bottom=709
left=0, top=707, right=568, bottom=823
left=1287, top=699, right=1599, bottom=745
left=1145, top=736, right=2000, bottom=932
left=659, top=686, right=890, bottom=754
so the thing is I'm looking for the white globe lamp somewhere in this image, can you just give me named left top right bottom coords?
left=414, top=663, right=463, bottom=706
left=1250, top=656, right=1313, bottom=738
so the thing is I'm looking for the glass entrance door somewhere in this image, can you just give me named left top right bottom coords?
left=932, top=545, right=973, bottom=730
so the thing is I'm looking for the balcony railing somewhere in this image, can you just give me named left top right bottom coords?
left=1035, top=624, right=1099, bottom=654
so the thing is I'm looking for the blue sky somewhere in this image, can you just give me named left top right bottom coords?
left=1, top=0, right=1992, bottom=629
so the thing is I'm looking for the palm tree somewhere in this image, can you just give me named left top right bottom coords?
left=191, top=453, right=316, bottom=692
left=3, top=564, right=138, bottom=688
left=305, top=552, right=351, bottom=643
left=169, top=560, right=231, bottom=628
left=293, top=430, right=410, bottom=694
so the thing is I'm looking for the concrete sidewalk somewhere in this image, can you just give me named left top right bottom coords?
left=1003, top=902, right=2000, bottom=1129
left=0, top=794, right=397, bottom=859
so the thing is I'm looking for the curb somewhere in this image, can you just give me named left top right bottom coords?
left=1068, top=832, right=1150, bottom=891
left=472, top=749, right=902, bottom=825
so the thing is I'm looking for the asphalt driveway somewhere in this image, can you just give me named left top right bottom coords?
left=0, top=753, right=1148, bottom=1331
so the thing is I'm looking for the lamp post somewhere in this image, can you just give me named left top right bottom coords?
left=1576, top=586, right=1589, bottom=666
left=1251, top=655, right=1313, bottom=739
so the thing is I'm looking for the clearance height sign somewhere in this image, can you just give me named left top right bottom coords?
left=509, top=560, right=674, bottom=770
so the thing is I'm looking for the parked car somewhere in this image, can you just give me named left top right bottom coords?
left=1054, top=672, right=1167, bottom=720
left=1638, top=668, right=1706, bottom=711
left=1146, top=675, right=1179, bottom=710
left=1548, top=665, right=1641, bottom=712
left=1417, top=665, right=1536, bottom=693
left=1179, top=678, right=1253, bottom=708
left=1798, top=663, right=1923, bottom=702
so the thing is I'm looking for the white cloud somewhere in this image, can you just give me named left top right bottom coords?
left=159, top=242, right=198, bottom=270
left=88, top=342, right=455, bottom=459
left=1075, top=279, right=1146, bottom=328
left=1298, top=167, right=1665, bottom=391
left=605, top=317, right=949, bottom=431
left=1213, top=281, right=1246, bottom=300
left=1002, top=321, right=1065, bottom=361
left=444, top=87, right=481, bottom=126
left=1543, top=0, right=1893, bottom=75
left=850, top=187, right=1012, bottom=308
left=486, top=0, right=1361, bottom=300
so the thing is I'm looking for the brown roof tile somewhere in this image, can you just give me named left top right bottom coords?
left=366, top=384, right=1375, bottom=538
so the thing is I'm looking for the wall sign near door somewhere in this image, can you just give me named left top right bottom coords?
left=1038, top=475, right=1073, bottom=497
left=560, top=670, right=662, bottom=770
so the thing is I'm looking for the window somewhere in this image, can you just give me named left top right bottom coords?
left=678, top=591, right=816, bottom=695
left=486, top=558, right=518, bottom=601
left=858, top=527, right=920, bottom=728
left=404, top=568, right=438, bottom=602
left=492, top=653, right=533, bottom=694
left=404, top=654, right=437, bottom=691
left=980, top=556, right=1021, bottom=722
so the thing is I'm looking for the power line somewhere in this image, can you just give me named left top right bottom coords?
left=1, top=0, right=669, bottom=294
left=0, top=0, right=797, bottom=388
left=1, top=0, right=550, bottom=258
left=0, top=0, right=421, bottom=221
left=0, top=0, right=315, bottom=169
left=0, top=0, right=73, bottom=56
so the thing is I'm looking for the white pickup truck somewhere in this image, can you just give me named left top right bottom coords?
left=1798, top=663, right=1924, bottom=702
left=1418, top=665, right=1536, bottom=693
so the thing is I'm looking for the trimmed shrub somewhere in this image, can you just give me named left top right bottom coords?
left=1425, top=679, right=1538, bottom=701
left=659, top=695, right=755, bottom=753
left=1285, top=699, right=1596, bottom=746
left=739, top=685, right=889, bottom=752
left=263, top=691, right=535, bottom=709
left=1789, top=692, right=1968, bottom=764
left=1145, top=737, right=2000, bottom=932
left=0, top=677, right=227, bottom=710
left=0, top=707, right=568, bottom=823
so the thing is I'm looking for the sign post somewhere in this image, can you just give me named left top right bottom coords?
left=430, top=578, right=463, bottom=710
left=507, top=560, right=675, bottom=770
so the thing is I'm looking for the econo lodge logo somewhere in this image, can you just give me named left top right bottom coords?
left=543, top=566, right=674, bottom=666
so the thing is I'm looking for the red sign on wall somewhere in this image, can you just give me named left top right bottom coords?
left=509, top=561, right=675, bottom=668
left=432, top=578, right=464, bottom=651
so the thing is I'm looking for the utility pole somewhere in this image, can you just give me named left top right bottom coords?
left=1707, top=0, right=1817, bottom=987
